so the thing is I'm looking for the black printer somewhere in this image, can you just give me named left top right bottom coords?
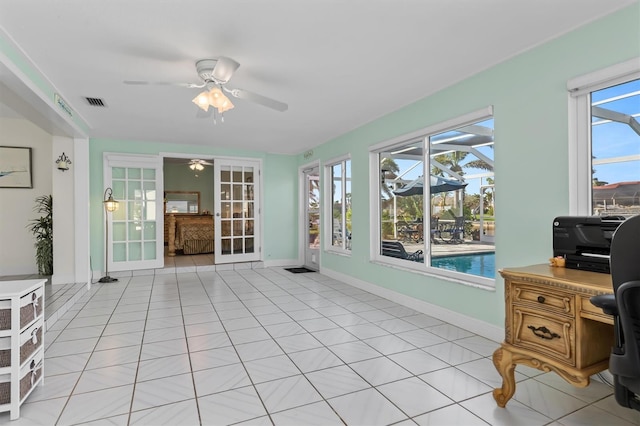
left=553, top=216, right=625, bottom=274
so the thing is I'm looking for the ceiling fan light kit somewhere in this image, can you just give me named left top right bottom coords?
left=191, top=86, right=234, bottom=114
left=188, top=159, right=212, bottom=171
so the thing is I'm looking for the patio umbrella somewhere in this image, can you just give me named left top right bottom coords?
left=393, top=175, right=467, bottom=196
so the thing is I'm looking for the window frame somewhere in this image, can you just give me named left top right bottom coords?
left=369, top=106, right=495, bottom=288
left=324, top=154, right=352, bottom=254
left=567, top=58, right=640, bottom=215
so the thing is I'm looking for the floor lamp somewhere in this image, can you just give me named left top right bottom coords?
left=99, top=187, right=119, bottom=283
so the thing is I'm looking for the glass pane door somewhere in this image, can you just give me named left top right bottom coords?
left=305, top=168, right=320, bottom=270
left=105, top=155, right=163, bottom=272
left=215, top=159, right=260, bottom=264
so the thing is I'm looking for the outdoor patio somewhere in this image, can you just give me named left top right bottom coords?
left=402, top=240, right=495, bottom=257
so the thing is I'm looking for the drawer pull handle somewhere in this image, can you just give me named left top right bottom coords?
left=528, top=325, right=560, bottom=340
left=537, top=296, right=545, bottom=303
left=32, top=293, right=38, bottom=318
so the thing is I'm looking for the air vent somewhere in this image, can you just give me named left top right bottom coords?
left=85, top=97, right=106, bottom=107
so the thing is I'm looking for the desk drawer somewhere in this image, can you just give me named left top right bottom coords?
left=513, top=307, right=574, bottom=366
left=512, top=282, right=573, bottom=316
left=580, top=296, right=614, bottom=325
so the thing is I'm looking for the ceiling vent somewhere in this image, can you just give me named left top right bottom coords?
left=85, top=97, right=106, bottom=107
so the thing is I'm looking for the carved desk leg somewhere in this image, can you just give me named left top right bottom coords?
left=492, top=346, right=516, bottom=407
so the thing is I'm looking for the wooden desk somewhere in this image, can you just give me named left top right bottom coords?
left=493, top=264, right=614, bottom=407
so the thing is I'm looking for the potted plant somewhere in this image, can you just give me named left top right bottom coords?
left=27, top=195, right=53, bottom=275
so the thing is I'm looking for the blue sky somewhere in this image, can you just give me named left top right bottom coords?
left=592, top=78, right=640, bottom=185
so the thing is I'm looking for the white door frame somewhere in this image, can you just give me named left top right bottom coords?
left=103, top=153, right=165, bottom=272
left=214, top=156, right=263, bottom=264
left=298, top=160, right=321, bottom=268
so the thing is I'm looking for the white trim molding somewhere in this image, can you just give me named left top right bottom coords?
left=567, top=58, right=640, bottom=215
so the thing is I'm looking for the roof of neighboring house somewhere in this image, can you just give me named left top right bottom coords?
left=593, top=181, right=640, bottom=203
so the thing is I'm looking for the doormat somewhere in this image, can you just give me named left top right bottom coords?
left=284, top=267, right=316, bottom=274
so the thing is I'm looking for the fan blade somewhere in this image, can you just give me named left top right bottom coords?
left=189, top=159, right=213, bottom=166
left=212, top=57, right=240, bottom=84
left=123, top=80, right=195, bottom=88
left=227, top=88, right=288, bottom=112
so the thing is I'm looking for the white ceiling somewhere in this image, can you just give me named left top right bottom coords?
left=0, top=0, right=636, bottom=155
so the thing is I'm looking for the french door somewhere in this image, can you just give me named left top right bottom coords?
left=104, top=154, right=164, bottom=272
left=304, top=167, right=320, bottom=270
left=214, top=158, right=261, bottom=264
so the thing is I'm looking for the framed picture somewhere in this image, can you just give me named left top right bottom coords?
left=0, top=146, right=33, bottom=188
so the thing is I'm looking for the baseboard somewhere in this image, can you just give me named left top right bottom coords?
left=263, top=259, right=299, bottom=268
left=322, top=267, right=504, bottom=343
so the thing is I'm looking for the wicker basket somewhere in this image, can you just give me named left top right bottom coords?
left=0, top=325, right=41, bottom=369
left=19, top=296, right=42, bottom=329
left=19, top=328, right=42, bottom=365
left=0, top=380, right=8, bottom=405
left=19, top=361, right=41, bottom=401
left=0, top=309, right=10, bottom=331
left=0, top=360, right=41, bottom=405
left=0, top=348, right=9, bottom=368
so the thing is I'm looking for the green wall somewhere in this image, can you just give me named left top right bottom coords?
left=164, top=162, right=215, bottom=213
left=301, top=3, right=640, bottom=327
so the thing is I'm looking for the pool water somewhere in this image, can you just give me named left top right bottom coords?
left=431, top=252, right=495, bottom=279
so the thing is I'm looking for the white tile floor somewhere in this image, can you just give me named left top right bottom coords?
left=3, top=267, right=640, bottom=425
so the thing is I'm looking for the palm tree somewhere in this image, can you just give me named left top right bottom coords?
left=464, top=159, right=493, bottom=171
left=380, top=157, right=400, bottom=200
left=433, top=152, right=468, bottom=175
left=432, top=152, right=469, bottom=215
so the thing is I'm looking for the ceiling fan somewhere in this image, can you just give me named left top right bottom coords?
left=125, top=57, right=288, bottom=114
left=188, top=159, right=212, bottom=171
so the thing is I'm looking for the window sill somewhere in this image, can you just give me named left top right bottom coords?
left=324, top=248, right=352, bottom=257
left=370, top=258, right=496, bottom=291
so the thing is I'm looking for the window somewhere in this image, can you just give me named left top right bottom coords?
left=568, top=60, right=640, bottom=216
left=326, top=158, right=351, bottom=251
left=372, top=108, right=494, bottom=282
left=591, top=79, right=640, bottom=216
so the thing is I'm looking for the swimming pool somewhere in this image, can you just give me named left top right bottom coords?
left=431, top=252, right=495, bottom=279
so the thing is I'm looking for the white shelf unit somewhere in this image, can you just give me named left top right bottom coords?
left=0, top=279, right=45, bottom=420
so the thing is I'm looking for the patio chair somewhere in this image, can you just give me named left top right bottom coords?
left=333, top=219, right=352, bottom=248
left=430, top=217, right=440, bottom=243
left=440, top=216, right=465, bottom=243
left=381, top=240, right=423, bottom=262
left=396, top=221, right=414, bottom=242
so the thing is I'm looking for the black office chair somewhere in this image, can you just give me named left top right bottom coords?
left=590, top=214, right=640, bottom=411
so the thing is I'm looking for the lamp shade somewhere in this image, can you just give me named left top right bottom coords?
left=104, top=197, right=119, bottom=212
left=192, top=91, right=210, bottom=111
left=103, top=188, right=119, bottom=212
left=192, top=86, right=234, bottom=114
